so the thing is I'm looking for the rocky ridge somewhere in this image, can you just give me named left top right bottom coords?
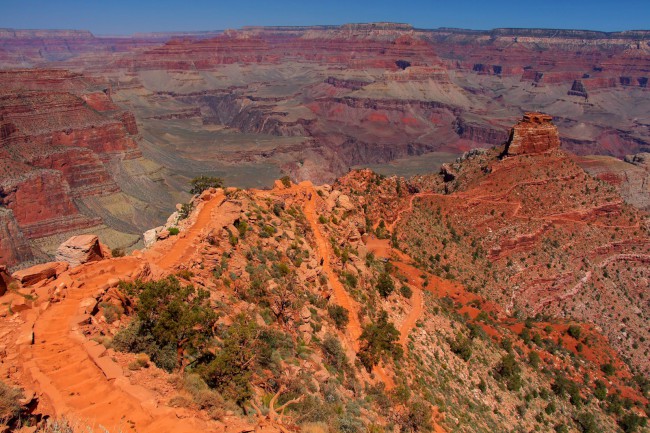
left=0, top=115, right=648, bottom=433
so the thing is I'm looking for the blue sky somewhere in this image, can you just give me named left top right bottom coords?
left=1, top=0, right=648, bottom=35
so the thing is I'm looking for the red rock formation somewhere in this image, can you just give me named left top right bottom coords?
left=0, top=69, right=144, bottom=267
left=504, top=113, right=561, bottom=155
left=0, top=169, right=101, bottom=239
left=11, top=261, right=68, bottom=286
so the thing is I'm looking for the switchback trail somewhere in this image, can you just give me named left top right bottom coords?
left=300, top=183, right=363, bottom=349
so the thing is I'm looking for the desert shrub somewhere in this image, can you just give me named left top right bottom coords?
left=493, top=353, right=522, bottom=391
left=618, top=412, right=647, bottom=432
left=528, top=350, right=541, bottom=369
left=111, top=248, right=125, bottom=257
left=358, top=311, right=402, bottom=371
left=402, top=399, right=432, bottom=432
left=280, top=176, right=292, bottom=188
left=114, top=277, right=216, bottom=372
left=567, top=325, right=582, bottom=339
left=189, top=176, right=223, bottom=195
left=168, top=227, right=180, bottom=236
left=179, top=202, right=194, bottom=219
left=575, top=412, right=599, bottom=433
left=399, top=285, right=413, bottom=299
left=376, top=271, right=395, bottom=298
left=100, top=302, right=123, bottom=324
left=342, top=272, right=358, bottom=289
left=601, top=362, right=616, bottom=376
left=328, top=304, right=350, bottom=330
left=235, top=219, right=249, bottom=238
left=0, top=381, right=22, bottom=425
left=594, top=380, right=608, bottom=400
left=199, top=314, right=259, bottom=406
left=322, top=334, right=348, bottom=370
left=552, top=372, right=582, bottom=406
left=449, top=333, right=472, bottom=362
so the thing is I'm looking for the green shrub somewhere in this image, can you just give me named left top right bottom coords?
left=168, top=227, right=180, bottom=236
left=189, top=176, right=224, bottom=195
left=594, top=380, right=608, bottom=400
left=449, top=333, right=472, bottom=362
left=358, top=311, right=402, bottom=371
left=619, top=412, right=647, bottom=433
left=567, top=325, right=582, bottom=339
left=528, top=350, right=541, bottom=369
left=601, top=362, right=616, bottom=376
left=376, top=271, right=395, bottom=298
left=280, top=176, right=292, bottom=188
left=114, top=277, right=216, bottom=372
left=179, top=202, right=194, bottom=219
left=399, top=285, right=413, bottom=299
left=575, top=412, right=599, bottom=433
left=321, top=334, right=348, bottom=370
left=493, top=353, right=522, bottom=391
left=111, top=248, right=125, bottom=257
left=199, top=314, right=259, bottom=405
left=328, top=304, right=350, bottom=330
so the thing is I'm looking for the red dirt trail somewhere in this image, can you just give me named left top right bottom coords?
left=17, top=194, right=233, bottom=432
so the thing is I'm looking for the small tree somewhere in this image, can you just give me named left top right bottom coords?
left=200, top=314, right=260, bottom=406
left=189, top=176, right=224, bottom=195
left=376, top=271, right=395, bottom=298
left=494, top=353, right=522, bottom=391
left=567, top=325, right=582, bottom=340
left=358, top=311, right=402, bottom=371
left=328, top=304, right=350, bottom=330
left=115, top=277, right=216, bottom=372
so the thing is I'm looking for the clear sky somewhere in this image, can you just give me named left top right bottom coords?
left=1, top=0, right=648, bottom=35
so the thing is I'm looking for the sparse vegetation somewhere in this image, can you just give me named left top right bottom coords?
left=189, top=176, right=224, bottom=195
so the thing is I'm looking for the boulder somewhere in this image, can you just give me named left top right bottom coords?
left=337, top=194, right=355, bottom=211
left=143, top=228, right=157, bottom=248
left=55, top=235, right=106, bottom=268
left=12, top=262, right=68, bottom=287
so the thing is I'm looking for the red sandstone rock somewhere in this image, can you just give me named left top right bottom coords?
left=12, top=261, right=68, bottom=287
left=55, top=235, right=106, bottom=268
left=504, top=113, right=561, bottom=156
left=0, top=265, right=16, bottom=295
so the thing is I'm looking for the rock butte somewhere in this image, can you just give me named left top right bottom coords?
left=504, top=112, right=561, bottom=156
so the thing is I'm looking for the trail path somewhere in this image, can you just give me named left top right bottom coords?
left=154, top=193, right=226, bottom=269
left=300, top=183, right=363, bottom=349
left=17, top=194, right=230, bottom=433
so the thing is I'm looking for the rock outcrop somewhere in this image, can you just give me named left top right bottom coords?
left=12, top=261, right=68, bottom=287
left=54, top=235, right=107, bottom=268
left=504, top=113, right=561, bottom=156
left=0, top=265, right=16, bottom=295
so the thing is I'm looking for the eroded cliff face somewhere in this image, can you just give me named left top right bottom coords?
left=0, top=207, right=35, bottom=266
left=0, top=69, right=179, bottom=268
